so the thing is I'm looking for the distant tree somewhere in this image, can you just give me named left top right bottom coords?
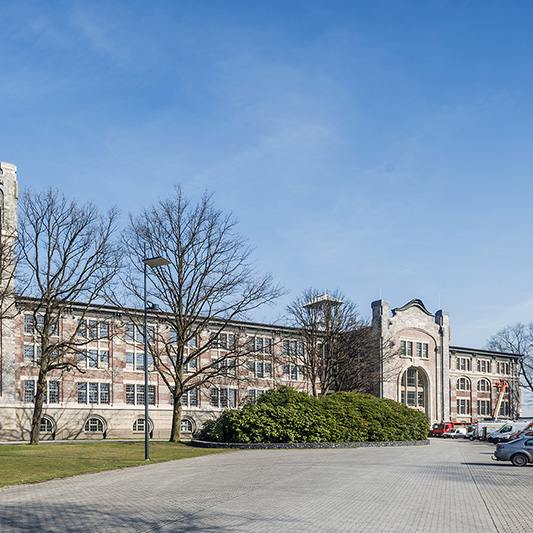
left=486, top=323, right=533, bottom=395
left=17, top=189, right=121, bottom=444
left=123, top=186, right=284, bottom=442
left=286, top=288, right=373, bottom=396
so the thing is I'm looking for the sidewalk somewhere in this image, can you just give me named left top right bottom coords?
left=0, top=439, right=530, bottom=532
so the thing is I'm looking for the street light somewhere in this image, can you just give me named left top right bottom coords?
left=143, top=255, right=171, bottom=461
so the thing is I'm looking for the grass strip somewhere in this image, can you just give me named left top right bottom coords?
left=0, top=441, right=229, bottom=488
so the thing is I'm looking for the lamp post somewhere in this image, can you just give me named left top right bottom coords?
left=143, top=255, right=171, bottom=461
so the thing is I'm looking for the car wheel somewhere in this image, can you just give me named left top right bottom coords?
left=469, top=436, right=474, bottom=441
left=511, top=453, right=529, bottom=467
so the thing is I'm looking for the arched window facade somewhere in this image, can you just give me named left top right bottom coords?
left=457, top=377, right=471, bottom=391
left=84, top=417, right=104, bottom=433
left=133, top=418, right=153, bottom=433
left=400, top=367, right=427, bottom=413
left=477, top=379, right=491, bottom=392
left=181, top=419, right=193, bottom=433
left=40, top=416, right=54, bottom=433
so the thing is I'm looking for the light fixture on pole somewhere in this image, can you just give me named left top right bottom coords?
left=143, top=255, right=171, bottom=461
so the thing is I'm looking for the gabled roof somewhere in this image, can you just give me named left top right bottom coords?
left=392, top=298, right=433, bottom=317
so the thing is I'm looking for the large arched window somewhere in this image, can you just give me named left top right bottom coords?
left=400, top=367, right=427, bottom=412
left=181, top=419, right=193, bottom=433
left=477, top=379, right=491, bottom=392
left=40, top=416, right=54, bottom=433
left=457, top=377, right=471, bottom=391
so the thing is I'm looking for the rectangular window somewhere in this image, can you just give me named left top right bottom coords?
left=290, top=341, right=297, bottom=356
left=249, top=389, right=256, bottom=404
left=136, top=353, right=145, bottom=371
left=23, top=380, right=35, bottom=403
left=416, top=343, right=422, bottom=357
left=211, top=388, right=219, bottom=407
left=229, top=389, right=237, bottom=408
left=99, top=322, right=109, bottom=338
left=126, top=384, right=135, bottom=405
left=291, top=364, right=297, bottom=381
left=100, top=383, right=110, bottom=404
left=407, top=342, right=413, bottom=357
left=400, top=340, right=406, bottom=356
left=78, top=383, right=87, bottom=403
left=24, top=345, right=34, bottom=359
left=220, top=388, right=228, bottom=408
left=407, top=391, right=416, bottom=406
left=136, top=384, right=145, bottom=405
left=88, top=320, right=98, bottom=339
left=189, top=335, right=197, bottom=348
left=256, top=337, right=263, bottom=353
left=24, top=315, right=34, bottom=334
left=477, top=359, right=491, bottom=373
left=265, top=338, right=272, bottom=354
left=499, top=400, right=509, bottom=417
left=422, top=344, right=428, bottom=358
left=89, top=383, right=99, bottom=404
left=417, top=391, right=425, bottom=407
left=265, top=362, right=272, bottom=377
left=248, top=337, right=255, bottom=352
left=256, top=362, right=264, bottom=378
left=88, top=350, right=98, bottom=368
left=126, top=324, right=135, bottom=342
left=283, top=364, right=289, bottom=377
left=457, top=399, right=470, bottom=415
left=100, top=351, right=109, bottom=364
left=148, top=385, right=156, bottom=406
left=126, top=352, right=134, bottom=366
left=78, top=319, right=87, bottom=338
left=48, top=382, right=59, bottom=403
left=477, top=400, right=490, bottom=416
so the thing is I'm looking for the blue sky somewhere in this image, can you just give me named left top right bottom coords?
left=2, top=0, right=533, bottom=355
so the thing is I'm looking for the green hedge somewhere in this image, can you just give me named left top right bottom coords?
left=198, top=387, right=429, bottom=443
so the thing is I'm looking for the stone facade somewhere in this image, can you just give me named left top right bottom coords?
left=372, top=298, right=521, bottom=424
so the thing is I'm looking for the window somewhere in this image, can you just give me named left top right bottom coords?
left=211, top=388, right=237, bottom=408
left=457, top=377, right=470, bottom=391
left=183, top=356, right=197, bottom=373
left=24, top=315, right=34, bottom=334
left=40, top=417, right=53, bottom=433
left=477, top=400, right=491, bottom=416
left=181, top=419, right=193, bottom=433
left=133, top=418, right=150, bottom=432
left=400, top=340, right=406, bottom=356
left=477, top=379, right=491, bottom=392
left=499, top=400, right=509, bottom=417
left=497, top=362, right=510, bottom=375
left=212, top=333, right=235, bottom=350
left=477, top=359, right=491, bottom=373
left=249, top=389, right=265, bottom=405
left=126, top=324, right=146, bottom=343
left=423, top=344, right=428, bottom=358
left=100, top=322, right=109, bottom=338
left=248, top=337, right=272, bottom=354
left=416, top=343, right=422, bottom=357
left=457, top=399, right=470, bottom=415
left=47, top=382, right=59, bottom=403
left=23, top=380, right=35, bottom=403
left=181, top=387, right=198, bottom=407
left=24, top=345, right=35, bottom=360
left=400, top=368, right=426, bottom=410
left=283, top=340, right=303, bottom=356
left=249, top=360, right=272, bottom=378
left=77, top=383, right=110, bottom=404
left=124, top=384, right=156, bottom=405
left=84, top=418, right=104, bottom=432
left=457, top=357, right=471, bottom=371
left=406, top=342, right=413, bottom=357
left=88, top=349, right=98, bottom=368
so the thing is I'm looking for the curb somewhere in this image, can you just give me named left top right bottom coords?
left=190, top=439, right=430, bottom=449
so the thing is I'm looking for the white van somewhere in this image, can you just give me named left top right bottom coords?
left=472, top=420, right=508, bottom=440
left=489, top=421, right=533, bottom=443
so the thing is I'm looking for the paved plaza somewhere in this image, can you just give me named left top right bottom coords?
left=0, top=438, right=531, bottom=532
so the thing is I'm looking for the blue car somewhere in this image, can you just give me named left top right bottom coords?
left=493, top=437, right=533, bottom=466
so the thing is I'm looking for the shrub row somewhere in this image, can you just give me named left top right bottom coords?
left=198, top=387, right=429, bottom=443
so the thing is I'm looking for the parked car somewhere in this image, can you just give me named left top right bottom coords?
left=442, top=428, right=467, bottom=439
left=488, top=421, right=532, bottom=443
left=493, top=438, right=533, bottom=466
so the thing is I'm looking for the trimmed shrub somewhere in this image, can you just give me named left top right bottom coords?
left=198, top=386, right=429, bottom=443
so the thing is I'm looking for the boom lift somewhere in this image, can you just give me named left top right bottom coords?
left=493, top=378, right=508, bottom=420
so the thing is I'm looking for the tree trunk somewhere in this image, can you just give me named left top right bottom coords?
left=169, top=393, right=183, bottom=443
left=29, top=369, right=47, bottom=445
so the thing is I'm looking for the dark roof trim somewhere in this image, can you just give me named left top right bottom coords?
left=450, top=345, right=523, bottom=359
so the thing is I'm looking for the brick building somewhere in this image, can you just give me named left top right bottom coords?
left=0, top=161, right=523, bottom=441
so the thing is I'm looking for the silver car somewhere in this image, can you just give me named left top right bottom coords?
left=493, top=437, right=533, bottom=466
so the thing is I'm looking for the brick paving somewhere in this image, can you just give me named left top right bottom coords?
left=0, top=439, right=531, bottom=532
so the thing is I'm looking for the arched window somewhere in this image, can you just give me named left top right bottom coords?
left=457, top=377, right=471, bottom=391
left=133, top=418, right=152, bottom=432
left=400, top=367, right=427, bottom=412
left=477, top=379, right=491, bottom=392
left=181, top=419, right=193, bottom=433
left=84, top=417, right=104, bottom=432
left=40, top=417, right=54, bottom=433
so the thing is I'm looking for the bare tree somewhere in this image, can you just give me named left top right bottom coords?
left=123, top=186, right=284, bottom=442
left=486, top=323, right=532, bottom=395
left=17, top=188, right=121, bottom=444
left=286, top=288, right=370, bottom=396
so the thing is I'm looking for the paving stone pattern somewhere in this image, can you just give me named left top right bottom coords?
left=0, top=439, right=530, bottom=532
